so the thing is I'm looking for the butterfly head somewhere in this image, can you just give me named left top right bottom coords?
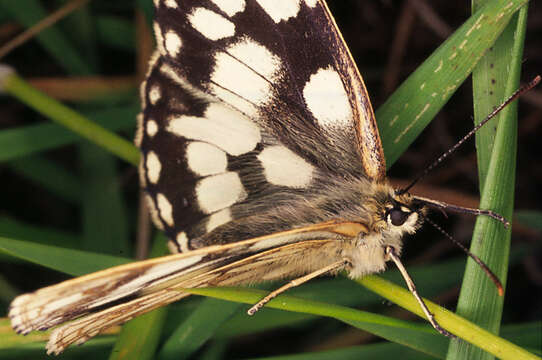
left=380, top=190, right=426, bottom=236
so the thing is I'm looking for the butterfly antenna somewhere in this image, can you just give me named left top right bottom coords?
left=397, top=75, right=541, bottom=195
left=423, top=215, right=504, bottom=296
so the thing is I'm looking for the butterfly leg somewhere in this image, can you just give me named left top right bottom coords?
left=247, top=259, right=348, bottom=315
left=385, top=245, right=456, bottom=338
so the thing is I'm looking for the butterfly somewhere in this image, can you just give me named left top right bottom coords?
left=8, top=0, right=508, bottom=354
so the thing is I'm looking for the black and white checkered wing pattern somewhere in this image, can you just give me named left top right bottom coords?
left=138, top=0, right=385, bottom=252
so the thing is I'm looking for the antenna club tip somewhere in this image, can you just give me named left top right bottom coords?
left=497, top=286, right=504, bottom=297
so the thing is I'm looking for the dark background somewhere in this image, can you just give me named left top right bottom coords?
left=0, top=0, right=540, bottom=358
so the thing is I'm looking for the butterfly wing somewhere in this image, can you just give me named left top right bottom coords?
left=9, top=221, right=367, bottom=354
left=139, top=0, right=385, bottom=252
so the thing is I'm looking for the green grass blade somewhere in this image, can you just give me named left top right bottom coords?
left=107, top=309, right=168, bottom=360
left=158, top=299, right=243, bottom=360
left=0, top=0, right=93, bottom=75
left=0, top=105, right=137, bottom=162
left=184, top=286, right=445, bottom=353
left=240, top=322, right=541, bottom=360
left=0, top=316, right=114, bottom=359
left=198, top=339, right=228, bottom=360
left=53, top=0, right=99, bottom=72
left=376, top=0, right=527, bottom=166
left=8, top=155, right=82, bottom=204
left=0, top=237, right=128, bottom=276
left=216, top=257, right=468, bottom=338
left=96, top=16, right=135, bottom=51
left=80, top=145, right=131, bottom=256
left=446, top=5, right=528, bottom=360
left=357, top=276, right=538, bottom=360
left=242, top=342, right=434, bottom=360
left=0, top=71, right=139, bottom=166
left=184, top=284, right=539, bottom=360
left=0, top=218, right=80, bottom=262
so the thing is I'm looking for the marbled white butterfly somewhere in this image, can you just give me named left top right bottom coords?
left=9, top=0, right=511, bottom=354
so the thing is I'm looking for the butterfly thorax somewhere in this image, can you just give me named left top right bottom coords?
left=178, top=176, right=425, bottom=280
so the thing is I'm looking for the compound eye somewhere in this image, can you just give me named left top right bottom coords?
left=389, top=208, right=409, bottom=226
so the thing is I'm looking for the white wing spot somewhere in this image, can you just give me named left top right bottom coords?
left=189, top=7, right=235, bottom=41
left=303, top=67, right=352, bottom=129
left=176, top=232, right=190, bottom=252
left=258, top=145, right=314, bottom=188
left=256, top=0, right=301, bottom=23
left=164, top=30, right=182, bottom=57
left=195, top=172, right=247, bottom=214
left=228, top=37, right=280, bottom=80
left=211, top=0, right=246, bottom=16
left=304, top=0, right=318, bottom=7
left=167, top=102, right=260, bottom=156
left=158, top=62, right=258, bottom=117
left=206, top=208, right=232, bottom=232
left=208, top=85, right=258, bottom=117
left=186, top=141, right=227, bottom=177
left=146, top=151, right=162, bottom=184
left=156, top=193, right=174, bottom=226
left=164, top=0, right=178, bottom=8
left=146, top=119, right=159, bottom=137
left=149, top=85, right=162, bottom=105
left=167, top=241, right=179, bottom=254
left=211, top=38, right=281, bottom=107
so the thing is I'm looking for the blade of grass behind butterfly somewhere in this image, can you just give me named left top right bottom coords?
left=186, top=285, right=539, bottom=360
left=0, top=0, right=92, bottom=75
left=96, top=16, right=136, bottom=52
left=0, top=334, right=115, bottom=360
left=0, top=105, right=137, bottom=162
left=8, top=155, right=82, bottom=205
left=0, top=218, right=80, bottom=262
left=157, top=258, right=470, bottom=358
left=376, top=0, right=527, bottom=167
left=446, top=4, right=528, bottom=360
left=215, top=257, right=468, bottom=338
left=0, top=70, right=140, bottom=166
left=157, top=298, right=243, bottom=360
left=79, top=143, right=131, bottom=256
left=0, top=236, right=129, bottom=276
left=241, top=342, right=435, bottom=360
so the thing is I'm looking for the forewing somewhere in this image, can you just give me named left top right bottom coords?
left=139, top=0, right=385, bottom=251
